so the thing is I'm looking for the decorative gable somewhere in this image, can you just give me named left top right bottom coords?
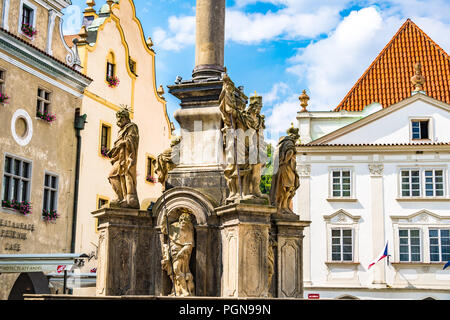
left=324, top=209, right=361, bottom=224
left=391, top=209, right=450, bottom=224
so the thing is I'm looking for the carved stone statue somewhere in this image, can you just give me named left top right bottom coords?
left=219, top=74, right=250, bottom=203
left=219, top=74, right=268, bottom=203
left=107, top=107, right=140, bottom=209
left=243, top=94, right=268, bottom=200
left=160, top=209, right=195, bottom=297
left=154, top=136, right=181, bottom=186
left=270, top=125, right=300, bottom=214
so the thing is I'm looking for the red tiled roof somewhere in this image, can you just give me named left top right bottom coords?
left=334, top=19, right=450, bottom=112
left=0, top=27, right=92, bottom=81
left=64, top=34, right=80, bottom=49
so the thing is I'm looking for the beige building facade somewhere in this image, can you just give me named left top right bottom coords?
left=0, top=0, right=91, bottom=299
left=66, top=0, right=171, bottom=293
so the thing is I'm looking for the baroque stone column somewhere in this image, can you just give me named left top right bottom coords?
left=193, top=0, right=226, bottom=79
left=93, top=208, right=155, bottom=296
left=369, top=163, right=386, bottom=286
left=217, top=203, right=274, bottom=298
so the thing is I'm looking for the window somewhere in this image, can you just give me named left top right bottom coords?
left=399, top=229, right=421, bottom=262
left=97, top=197, right=109, bottom=210
left=43, top=173, right=58, bottom=212
left=146, top=156, right=156, bottom=183
left=401, top=170, right=421, bottom=197
left=429, top=229, right=450, bottom=262
left=129, top=58, right=137, bottom=75
left=424, top=170, right=444, bottom=197
left=22, top=5, right=33, bottom=26
left=100, top=123, right=111, bottom=156
left=36, top=88, right=51, bottom=116
left=331, top=170, right=352, bottom=198
left=400, top=168, right=446, bottom=198
left=411, top=120, right=430, bottom=140
left=0, top=69, right=5, bottom=95
left=2, top=155, right=31, bottom=203
left=331, top=229, right=353, bottom=262
left=106, top=51, right=116, bottom=80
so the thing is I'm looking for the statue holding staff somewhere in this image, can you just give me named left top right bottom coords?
left=107, top=106, right=140, bottom=209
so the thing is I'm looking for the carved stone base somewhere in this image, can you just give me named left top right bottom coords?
left=217, top=203, right=275, bottom=298
left=92, top=208, right=155, bottom=297
left=271, top=214, right=310, bottom=298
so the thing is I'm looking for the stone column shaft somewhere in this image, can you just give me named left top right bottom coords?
left=193, top=0, right=225, bottom=78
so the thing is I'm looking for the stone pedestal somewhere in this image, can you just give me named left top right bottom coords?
left=92, top=208, right=155, bottom=297
left=271, top=214, right=310, bottom=298
left=217, top=203, right=275, bottom=298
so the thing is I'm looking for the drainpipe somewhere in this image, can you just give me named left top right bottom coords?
left=72, top=109, right=88, bottom=254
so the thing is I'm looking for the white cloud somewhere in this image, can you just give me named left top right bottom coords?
left=265, top=93, right=300, bottom=137
left=62, top=5, right=82, bottom=35
left=153, top=15, right=196, bottom=51
left=262, top=82, right=290, bottom=104
left=287, top=7, right=403, bottom=111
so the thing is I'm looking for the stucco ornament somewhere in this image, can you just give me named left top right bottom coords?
left=411, top=62, right=426, bottom=92
left=219, top=73, right=268, bottom=203
left=160, top=209, right=195, bottom=297
left=154, top=136, right=181, bottom=186
left=270, top=125, right=301, bottom=214
left=107, top=106, right=140, bottom=209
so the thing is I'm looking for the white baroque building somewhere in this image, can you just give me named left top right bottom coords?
left=296, top=92, right=450, bottom=300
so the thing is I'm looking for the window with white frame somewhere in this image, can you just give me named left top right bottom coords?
left=399, top=229, right=421, bottom=262
left=43, top=173, right=58, bottom=213
left=331, top=228, right=353, bottom=262
left=429, top=229, right=450, bottom=262
left=19, top=1, right=37, bottom=37
left=36, top=88, right=51, bottom=116
left=2, top=155, right=31, bottom=203
left=331, top=169, right=352, bottom=198
left=424, top=169, right=444, bottom=197
left=411, top=120, right=430, bottom=140
left=400, top=168, right=446, bottom=198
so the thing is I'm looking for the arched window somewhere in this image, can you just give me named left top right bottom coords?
left=106, top=51, right=116, bottom=81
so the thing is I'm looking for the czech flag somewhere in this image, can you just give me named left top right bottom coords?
left=368, top=242, right=389, bottom=270
left=444, top=262, right=450, bottom=270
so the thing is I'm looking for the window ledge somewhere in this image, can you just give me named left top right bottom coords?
left=327, top=198, right=358, bottom=202
left=325, top=262, right=360, bottom=266
left=396, top=198, right=450, bottom=202
left=391, top=262, right=446, bottom=267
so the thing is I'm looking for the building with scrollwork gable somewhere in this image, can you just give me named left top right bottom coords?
left=0, top=0, right=92, bottom=299
left=64, top=0, right=172, bottom=295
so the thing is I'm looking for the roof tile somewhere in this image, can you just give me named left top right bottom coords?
left=334, top=19, right=450, bottom=111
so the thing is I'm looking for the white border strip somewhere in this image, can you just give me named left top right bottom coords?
left=0, top=51, right=83, bottom=97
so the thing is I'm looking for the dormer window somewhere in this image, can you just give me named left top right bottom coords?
left=411, top=120, right=430, bottom=140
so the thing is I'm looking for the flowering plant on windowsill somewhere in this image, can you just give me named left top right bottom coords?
left=106, top=76, right=120, bottom=88
left=146, top=175, right=157, bottom=183
left=37, top=111, right=56, bottom=123
left=101, top=146, right=111, bottom=158
left=21, top=23, right=37, bottom=38
left=0, top=93, right=9, bottom=104
left=42, top=209, right=59, bottom=223
left=1, top=200, right=32, bottom=216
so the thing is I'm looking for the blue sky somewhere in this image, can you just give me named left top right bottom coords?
left=63, top=0, right=450, bottom=139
